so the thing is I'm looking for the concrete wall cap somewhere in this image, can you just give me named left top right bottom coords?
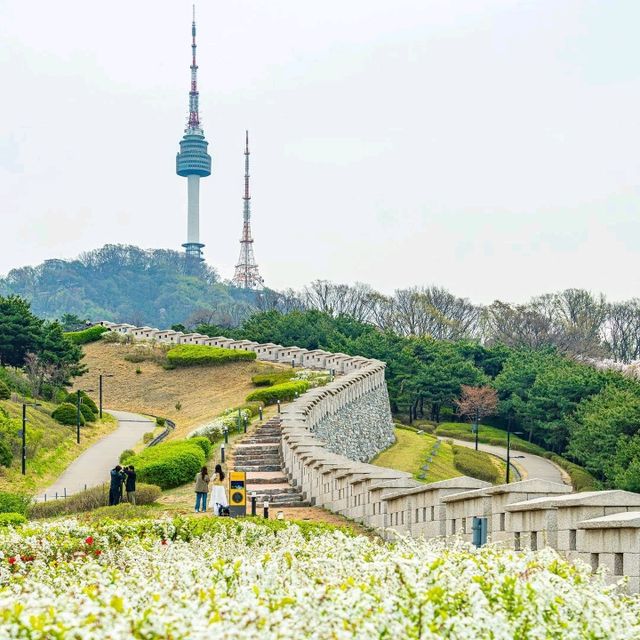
left=506, top=489, right=640, bottom=512
left=577, top=511, right=640, bottom=529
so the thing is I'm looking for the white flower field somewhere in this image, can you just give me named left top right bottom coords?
left=0, top=517, right=638, bottom=639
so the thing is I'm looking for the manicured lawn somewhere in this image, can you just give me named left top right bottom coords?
left=372, top=428, right=462, bottom=483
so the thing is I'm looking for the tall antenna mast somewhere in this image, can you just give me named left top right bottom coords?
left=232, top=131, right=264, bottom=289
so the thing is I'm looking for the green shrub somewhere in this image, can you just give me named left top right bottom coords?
left=166, top=345, right=256, bottom=367
left=78, top=403, right=96, bottom=423
left=156, top=417, right=166, bottom=427
left=143, top=432, right=155, bottom=444
left=124, top=353, right=146, bottom=363
left=126, top=440, right=206, bottom=489
left=545, top=454, right=600, bottom=492
left=64, top=325, right=108, bottom=345
left=63, top=391, right=98, bottom=415
left=189, top=436, right=212, bottom=458
left=0, top=380, right=10, bottom=400
left=52, top=403, right=85, bottom=426
left=0, top=513, right=26, bottom=527
left=0, top=492, right=31, bottom=516
left=251, top=371, right=295, bottom=387
left=29, top=483, right=161, bottom=519
left=452, top=445, right=501, bottom=484
left=120, top=449, right=135, bottom=464
left=0, top=439, right=13, bottom=467
left=246, top=380, right=310, bottom=405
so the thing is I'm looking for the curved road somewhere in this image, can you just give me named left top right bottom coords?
left=445, top=437, right=570, bottom=486
left=39, top=410, right=154, bottom=500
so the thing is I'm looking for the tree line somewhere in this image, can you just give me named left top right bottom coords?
left=255, top=282, right=640, bottom=364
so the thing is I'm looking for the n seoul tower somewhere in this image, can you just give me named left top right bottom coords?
left=176, top=6, right=211, bottom=262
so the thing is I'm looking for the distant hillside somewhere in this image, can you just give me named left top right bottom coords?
left=0, top=245, right=259, bottom=327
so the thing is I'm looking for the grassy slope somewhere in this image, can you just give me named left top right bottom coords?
left=0, top=399, right=116, bottom=494
left=372, top=427, right=507, bottom=484
left=75, top=342, right=285, bottom=439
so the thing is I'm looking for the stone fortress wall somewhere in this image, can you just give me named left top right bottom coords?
left=101, top=321, right=640, bottom=592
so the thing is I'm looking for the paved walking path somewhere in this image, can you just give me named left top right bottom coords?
left=445, top=437, right=569, bottom=486
left=39, top=410, right=154, bottom=500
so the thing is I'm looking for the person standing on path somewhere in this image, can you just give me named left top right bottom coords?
left=210, top=464, right=228, bottom=516
left=194, top=466, right=210, bottom=513
left=109, top=465, right=125, bottom=506
left=124, top=465, right=137, bottom=505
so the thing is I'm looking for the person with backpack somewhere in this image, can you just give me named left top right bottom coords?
left=124, top=465, right=137, bottom=505
left=194, top=466, right=210, bottom=513
left=109, top=465, right=125, bottom=506
left=210, top=464, right=228, bottom=516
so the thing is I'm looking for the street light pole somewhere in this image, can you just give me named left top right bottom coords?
left=506, top=419, right=511, bottom=484
left=21, top=404, right=26, bottom=475
left=99, top=373, right=114, bottom=420
left=76, top=390, right=82, bottom=445
left=474, top=408, right=479, bottom=451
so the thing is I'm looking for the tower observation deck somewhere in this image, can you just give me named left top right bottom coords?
left=176, top=6, right=211, bottom=262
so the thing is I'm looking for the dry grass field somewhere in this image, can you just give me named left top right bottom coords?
left=74, top=342, right=286, bottom=439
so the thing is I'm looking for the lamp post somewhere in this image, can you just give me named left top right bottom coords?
left=473, top=408, right=479, bottom=451
left=21, top=402, right=41, bottom=475
left=76, top=389, right=94, bottom=444
left=506, top=414, right=524, bottom=483
left=99, top=373, right=114, bottom=420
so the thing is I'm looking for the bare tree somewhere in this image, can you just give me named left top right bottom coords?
left=604, top=300, right=640, bottom=362
left=455, top=385, right=498, bottom=422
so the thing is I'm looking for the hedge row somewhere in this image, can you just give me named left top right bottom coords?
left=544, top=453, right=601, bottom=492
left=246, top=380, right=310, bottom=405
left=0, top=513, right=26, bottom=527
left=126, top=438, right=210, bottom=489
left=0, top=492, right=31, bottom=516
left=64, top=325, right=109, bottom=345
left=166, top=345, right=257, bottom=367
left=451, top=445, right=501, bottom=484
left=251, top=371, right=295, bottom=387
left=29, top=483, right=161, bottom=519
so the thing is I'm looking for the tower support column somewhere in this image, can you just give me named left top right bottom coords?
left=187, top=175, right=200, bottom=243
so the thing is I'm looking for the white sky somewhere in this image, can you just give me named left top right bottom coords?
left=1, top=0, right=639, bottom=303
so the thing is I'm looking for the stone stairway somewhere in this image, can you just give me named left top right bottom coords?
left=233, top=418, right=310, bottom=508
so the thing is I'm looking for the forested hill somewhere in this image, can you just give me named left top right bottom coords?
left=0, top=245, right=258, bottom=327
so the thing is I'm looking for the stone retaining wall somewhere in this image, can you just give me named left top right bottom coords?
left=100, top=320, right=640, bottom=592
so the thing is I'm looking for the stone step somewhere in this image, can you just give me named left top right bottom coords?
left=246, top=486, right=299, bottom=496
left=246, top=473, right=289, bottom=484
left=251, top=495, right=307, bottom=505
left=234, top=453, right=281, bottom=460
left=234, top=464, right=282, bottom=472
left=234, top=448, right=280, bottom=456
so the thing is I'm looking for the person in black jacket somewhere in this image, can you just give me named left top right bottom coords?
left=109, top=465, right=125, bottom=506
left=124, top=465, right=137, bottom=505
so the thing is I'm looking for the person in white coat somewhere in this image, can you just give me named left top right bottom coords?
left=210, top=464, right=228, bottom=515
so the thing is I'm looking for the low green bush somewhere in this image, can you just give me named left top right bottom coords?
left=120, top=449, right=135, bottom=464
left=52, top=403, right=85, bottom=426
left=78, top=403, right=96, bottom=423
left=63, top=391, right=98, bottom=415
left=0, top=492, right=31, bottom=516
left=64, top=325, right=109, bottom=345
left=156, top=417, right=166, bottom=427
left=545, top=454, right=600, bottom=492
left=0, top=439, right=13, bottom=467
left=0, top=513, right=26, bottom=527
left=29, top=483, right=161, bottom=519
left=0, top=380, right=10, bottom=400
left=126, top=440, right=206, bottom=489
left=166, top=345, right=256, bottom=367
left=251, top=371, right=295, bottom=387
left=246, top=380, right=310, bottom=405
left=452, top=445, right=501, bottom=484
left=143, top=432, right=155, bottom=444
left=189, top=436, right=212, bottom=458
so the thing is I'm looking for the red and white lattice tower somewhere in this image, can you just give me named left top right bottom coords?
left=232, top=131, right=264, bottom=289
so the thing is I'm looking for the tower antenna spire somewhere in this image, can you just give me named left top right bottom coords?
left=176, top=5, right=212, bottom=264
left=232, top=131, right=264, bottom=289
